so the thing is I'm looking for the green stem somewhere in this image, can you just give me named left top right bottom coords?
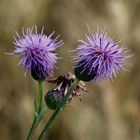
left=27, top=106, right=49, bottom=140
left=27, top=116, right=36, bottom=140
left=27, top=80, right=44, bottom=140
left=37, top=81, right=43, bottom=113
left=38, top=78, right=80, bottom=140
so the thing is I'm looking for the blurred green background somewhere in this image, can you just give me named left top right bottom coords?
left=0, top=0, right=140, bottom=140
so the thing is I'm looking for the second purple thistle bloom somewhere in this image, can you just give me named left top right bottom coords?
left=13, top=27, right=63, bottom=81
left=74, top=28, right=130, bottom=82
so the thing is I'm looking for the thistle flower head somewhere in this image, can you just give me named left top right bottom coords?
left=45, top=73, right=87, bottom=110
left=74, top=27, right=131, bottom=82
left=12, top=27, right=63, bottom=81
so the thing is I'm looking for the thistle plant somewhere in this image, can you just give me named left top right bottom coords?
left=8, top=26, right=132, bottom=140
left=9, top=26, right=63, bottom=139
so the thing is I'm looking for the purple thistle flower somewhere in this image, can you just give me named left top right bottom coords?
left=74, top=27, right=131, bottom=82
left=12, top=27, right=63, bottom=81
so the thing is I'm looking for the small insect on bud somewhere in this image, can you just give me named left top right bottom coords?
left=45, top=73, right=87, bottom=110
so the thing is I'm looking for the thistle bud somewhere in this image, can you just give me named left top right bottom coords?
left=45, top=89, right=64, bottom=110
left=45, top=73, right=87, bottom=110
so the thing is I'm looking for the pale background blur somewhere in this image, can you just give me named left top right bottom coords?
left=0, top=0, right=140, bottom=140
